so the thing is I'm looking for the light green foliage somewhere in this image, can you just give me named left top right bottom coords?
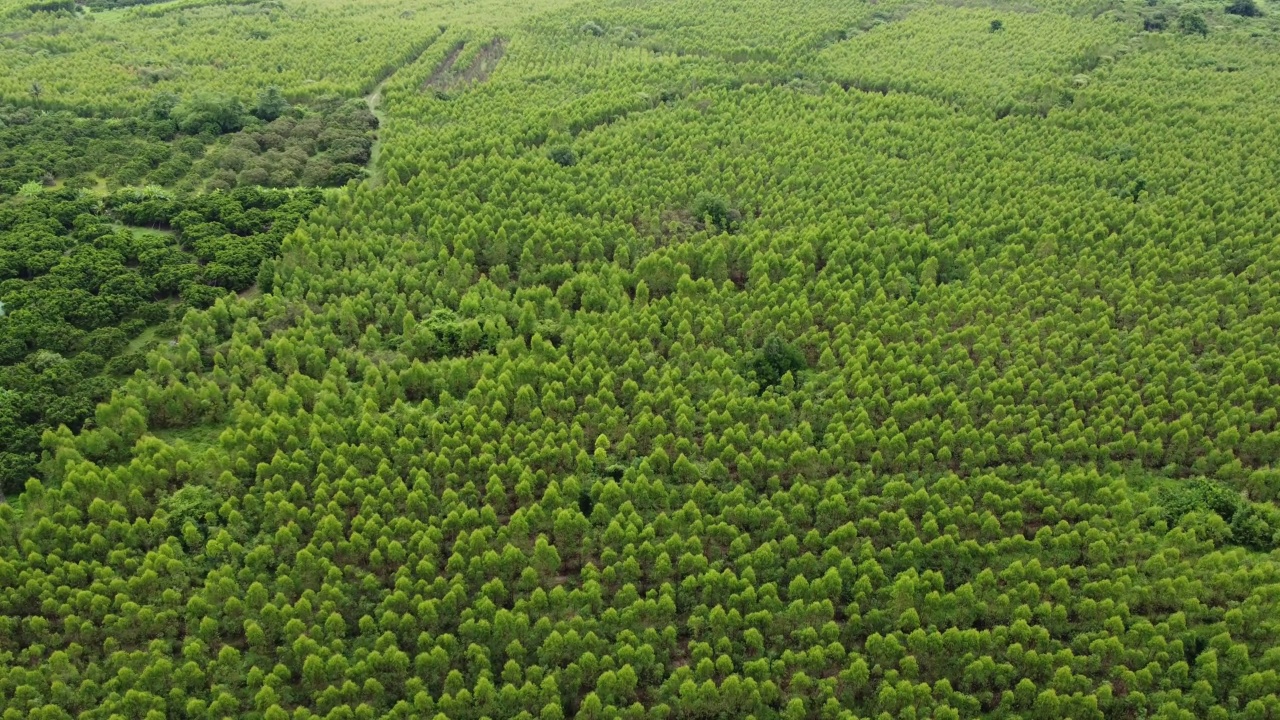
left=819, top=5, right=1130, bottom=114
left=0, top=0, right=579, bottom=111
left=2, top=0, right=1280, bottom=719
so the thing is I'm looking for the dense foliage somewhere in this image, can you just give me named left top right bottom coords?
left=0, top=186, right=321, bottom=498
left=0, top=0, right=574, bottom=112
left=2, top=0, right=1280, bottom=719
left=0, top=103, right=203, bottom=196
left=196, top=97, right=378, bottom=192
left=1, top=94, right=375, bottom=196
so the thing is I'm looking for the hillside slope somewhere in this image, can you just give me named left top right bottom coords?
left=3, top=0, right=1280, bottom=718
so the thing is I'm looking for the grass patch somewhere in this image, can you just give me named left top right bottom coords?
left=150, top=424, right=224, bottom=452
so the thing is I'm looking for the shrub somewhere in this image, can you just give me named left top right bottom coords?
left=1158, top=478, right=1277, bottom=551
left=160, top=485, right=224, bottom=533
left=747, top=336, right=807, bottom=392
left=25, top=0, right=75, bottom=12
left=692, top=191, right=735, bottom=232
left=581, top=21, right=606, bottom=36
left=325, top=163, right=366, bottom=186
left=548, top=145, right=577, bottom=167
left=1231, top=506, right=1276, bottom=551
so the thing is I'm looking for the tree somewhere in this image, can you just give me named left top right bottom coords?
left=746, top=335, right=806, bottom=392
left=990, top=19, right=1004, bottom=32
left=1226, top=0, right=1263, bottom=15
left=692, top=192, right=735, bottom=232
left=8, top=2, right=1280, bottom=717
left=173, top=93, right=248, bottom=135
left=146, top=91, right=181, bottom=121
left=1178, top=12, right=1209, bottom=35
left=254, top=86, right=290, bottom=121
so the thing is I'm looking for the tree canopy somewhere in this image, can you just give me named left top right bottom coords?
left=2, top=0, right=1280, bottom=718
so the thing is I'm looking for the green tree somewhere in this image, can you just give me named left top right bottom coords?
left=254, top=86, right=290, bottom=121
left=173, top=93, right=248, bottom=134
left=1178, top=11, right=1209, bottom=35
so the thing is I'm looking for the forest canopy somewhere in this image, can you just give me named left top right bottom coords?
left=2, top=0, right=1280, bottom=718
left=0, top=186, right=321, bottom=498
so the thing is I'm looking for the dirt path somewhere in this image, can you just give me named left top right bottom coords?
left=422, top=38, right=506, bottom=93
left=457, top=38, right=506, bottom=86
left=363, top=76, right=391, bottom=188
left=362, top=31, right=447, bottom=187
left=423, top=42, right=467, bottom=91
